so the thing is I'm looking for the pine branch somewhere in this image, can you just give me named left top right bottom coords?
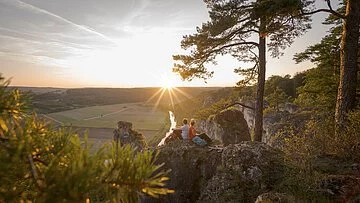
left=33, top=157, right=49, bottom=166
left=28, top=154, right=41, bottom=188
left=208, top=41, right=259, bottom=55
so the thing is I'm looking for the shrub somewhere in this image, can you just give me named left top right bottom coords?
left=279, top=110, right=360, bottom=201
left=0, top=75, right=173, bottom=202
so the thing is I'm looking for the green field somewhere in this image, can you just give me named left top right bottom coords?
left=46, top=102, right=168, bottom=133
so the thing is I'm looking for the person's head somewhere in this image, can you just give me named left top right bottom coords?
left=183, top=118, right=188, bottom=125
left=190, top=119, right=196, bottom=126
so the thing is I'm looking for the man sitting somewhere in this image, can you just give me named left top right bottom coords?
left=164, top=118, right=189, bottom=144
left=172, top=118, right=189, bottom=140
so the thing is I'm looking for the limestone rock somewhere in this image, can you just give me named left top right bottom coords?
left=145, top=141, right=285, bottom=203
left=263, top=111, right=311, bottom=148
left=199, top=142, right=285, bottom=202
left=113, top=120, right=147, bottom=150
left=202, top=108, right=251, bottom=145
left=149, top=140, right=222, bottom=203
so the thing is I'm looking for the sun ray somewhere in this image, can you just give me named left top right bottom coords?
left=145, top=88, right=164, bottom=104
left=168, top=88, right=175, bottom=109
left=172, top=87, right=193, bottom=100
left=169, top=87, right=182, bottom=105
left=152, top=88, right=166, bottom=111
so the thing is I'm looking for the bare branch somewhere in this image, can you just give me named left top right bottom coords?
left=198, top=41, right=259, bottom=65
left=325, top=0, right=334, bottom=11
left=301, top=8, right=345, bottom=19
left=224, top=102, right=255, bottom=110
left=220, top=4, right=254, bottom=11
left=212, top=41, right=259, bottom=52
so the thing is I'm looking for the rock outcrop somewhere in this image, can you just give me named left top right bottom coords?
left=234, top=100, right=310, bottom=146
left=199, top=142, right=285, bottom=202
left=145, top=141, right=285, bottom=203
left=113, top=121, right=147, bottom=150
left=262, top=111, right=311, bottom=147
left=150, top=140, right=222, bottom=203
left=197, top=108, right=251, bottom=145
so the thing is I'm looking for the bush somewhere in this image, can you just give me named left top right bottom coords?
left=0, top=75, right=173, bottom=202
left=279, top=110, right=360, bottom=201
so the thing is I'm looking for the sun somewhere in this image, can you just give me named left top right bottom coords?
left=160, top=76, right=174, bottom=90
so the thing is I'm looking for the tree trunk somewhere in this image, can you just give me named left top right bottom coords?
left=335, top=0, right=360, bottom=131
left=254, top=17, right=266, bottom=142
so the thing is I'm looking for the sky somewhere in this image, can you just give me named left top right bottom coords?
left=0, top=0, right=337, bottom=88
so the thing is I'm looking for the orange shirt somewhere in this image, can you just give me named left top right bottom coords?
left=189, top=126, right=196, bottom=140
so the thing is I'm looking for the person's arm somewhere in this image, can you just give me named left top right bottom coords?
left=172, top=125, right=183, bottom=131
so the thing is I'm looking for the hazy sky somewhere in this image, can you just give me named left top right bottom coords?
left=0, top=0, right=336, bottom=88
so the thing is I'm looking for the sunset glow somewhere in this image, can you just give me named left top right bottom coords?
left=159, top=74, right=174, bottom=90
left=0, top=0, right=335, bottom=88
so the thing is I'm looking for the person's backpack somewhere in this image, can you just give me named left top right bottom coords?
left=192, top=136, right=207, bottom=146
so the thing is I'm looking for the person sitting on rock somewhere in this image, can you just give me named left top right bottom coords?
left=189, top=119, right=212, bottom=146
left=172, top=118, right=189, bottom=140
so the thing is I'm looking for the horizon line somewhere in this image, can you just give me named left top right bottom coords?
left=9, top=85, right=233, bottom=89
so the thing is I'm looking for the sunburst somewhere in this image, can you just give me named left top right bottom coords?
left=145, top=74, right=194, bottom=110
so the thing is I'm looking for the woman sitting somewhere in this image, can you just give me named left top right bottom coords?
left=189, top=119, right=212, bottom=146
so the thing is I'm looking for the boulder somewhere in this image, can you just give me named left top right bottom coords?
left=205, top=108, right=251, bottom=145
left=199, top=142, right=285, bottom=202
left=148, top=140, right=222, bottom=203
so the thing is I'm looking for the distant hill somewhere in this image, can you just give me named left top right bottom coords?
left=172, top=87, right=241, bottom=121
left=9, top=86, right=67, bottom=95
left=15, top=86, right=222, bottom=113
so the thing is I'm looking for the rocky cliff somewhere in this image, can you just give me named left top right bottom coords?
left=144, top=141, right=285, bottom=203
left=231, top=100, right=310, bottom=146
left=194, top=100, right=305, bottom=146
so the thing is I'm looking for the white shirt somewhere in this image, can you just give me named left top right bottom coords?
left=180, top=124, right=189, bottom=140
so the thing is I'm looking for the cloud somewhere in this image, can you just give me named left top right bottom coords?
left=0, top=0, right=215, bottom=87
left=13, top=0, right=117, bottom=45
left=0, top=26, right=93, bottom=50
left=0, top=33, right=85, bottom=65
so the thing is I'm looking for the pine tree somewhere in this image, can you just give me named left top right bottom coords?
left=297, top=0, right=360, bottom=131
left=293, top=22, right=342, bottom=109
left=173, top=0, right=310, bottom=142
